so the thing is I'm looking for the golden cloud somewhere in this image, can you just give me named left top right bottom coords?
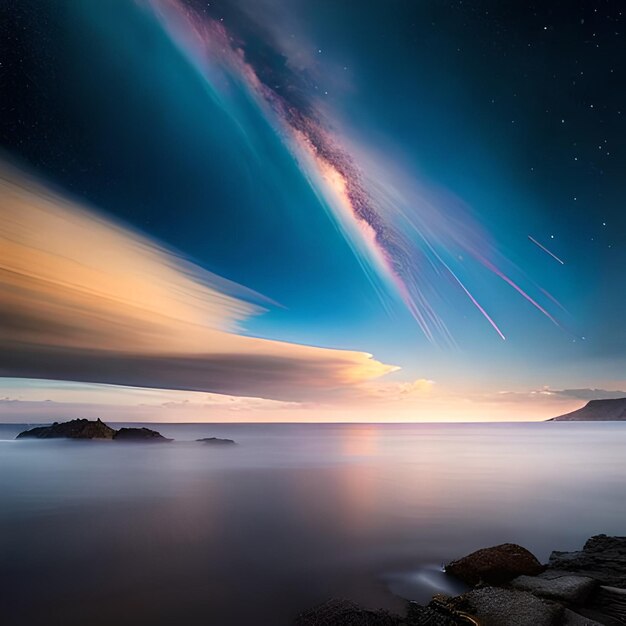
left=0, top=162, right=397, bottom=400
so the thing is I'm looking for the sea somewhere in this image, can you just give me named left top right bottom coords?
left=2, top=421, right=626, bottom=625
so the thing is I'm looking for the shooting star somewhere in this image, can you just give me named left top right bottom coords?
left=528, top=236, right=565, bottom=265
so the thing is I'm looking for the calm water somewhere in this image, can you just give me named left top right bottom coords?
left=2, top=422, right=626, bottom=625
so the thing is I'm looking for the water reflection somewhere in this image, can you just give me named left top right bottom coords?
left=2, top=422, right=626, bottom=625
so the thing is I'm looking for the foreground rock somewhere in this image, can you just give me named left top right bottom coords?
left=114, top=427, right=172, bottom=442
left=16, top=419, right=171, bottom=442
left=406, top=599, right=475, bottom=625
left=445, top=543, right=544, bottom=585
left=450, top=587, right=563, bottom=626
left=16, top=418, right=116, bottom=440
left=561, top=608, right=604, bottom=625
left=196, top=437, right=236, bottom=445
left=587, top=585, right=626, bottom=624
left=442, top=537, right=626, bottom=625
left=293, top=598, right=402, bottom=625
left=548, top=535, right=626, bottom=588
left=293, top=535, right=626, bottom=626
left=511, top=571, right=596, bottom=604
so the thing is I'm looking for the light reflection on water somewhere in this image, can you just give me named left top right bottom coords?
left=1, top=422, right=626, bottom=625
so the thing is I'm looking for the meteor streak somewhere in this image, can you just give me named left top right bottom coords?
left=528, top=235, right=565, bottom=265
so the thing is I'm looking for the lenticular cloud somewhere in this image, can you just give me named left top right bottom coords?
left=0, top=162, right=397, bottom=400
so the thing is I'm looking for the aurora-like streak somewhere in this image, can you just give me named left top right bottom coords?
left=141, top=0, right=565, bottom=344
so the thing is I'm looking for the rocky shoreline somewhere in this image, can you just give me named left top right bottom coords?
left=294, top=535, right=626, bottom=625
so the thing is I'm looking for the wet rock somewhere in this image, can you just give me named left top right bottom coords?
left=561, top=608, right=605, bottom=626
left=16, top=418, right=116, bottom=440
left=548, top=535, right=626, bottom=587
left=113, top=427, right=172, bottom=442
left=406, top=599, right=475, bottom=625
left=292, top=598, right=402, bottom=625
left=445, top=543, right=544, bottom=585
left=196, top=437, right=236, bottom=445
left=451, top=587, right=562, bottom=626
left=586, top=585, right=626, bottom=624
left=511, top=571, right=596, bottom=604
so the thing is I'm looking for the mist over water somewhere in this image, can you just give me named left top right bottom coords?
left=2, top=422, right=626, bottom=626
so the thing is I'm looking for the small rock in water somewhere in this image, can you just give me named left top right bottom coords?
left=196, top=437, right=236, bottom=445
left=445, top=543, right=544, bottom=585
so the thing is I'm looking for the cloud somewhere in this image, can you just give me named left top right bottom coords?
left=359, top=378, right=436, bottom=402
left=478, top=386, right=626, bottom=403
left=160, top=393, right=298, bottom=411
left=550, top=388, right=626, bottom=400
left=0, top=162, right=397, bottom=401
left=487, top=389, right=560, bottom=403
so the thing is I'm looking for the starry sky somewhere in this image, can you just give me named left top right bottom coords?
left=1, top=0, right=625, bottom=421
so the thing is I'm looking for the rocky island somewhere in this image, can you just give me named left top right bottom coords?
left=114, top=426, right=172, bottom=442
left=196, top=437, right=237, bottom=445
left=16, top=418, right=172, bottom=442
left=550, top=398, right=626, bottom=421
left=295, top=535, right=626, bottom=625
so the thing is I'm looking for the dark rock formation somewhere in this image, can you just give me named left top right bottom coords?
left=548, top=535, right=626, bottom=587
left=561, top=607, right=605, bottom=625
left=16, top=419, right=171, bottom=442
left=406, top=599, right=475, bottom=625
left=294, top=535, right=626, bottom=626
left=16, top=418, right=116, bottom=440
left=292, top=598, right=402, bottom=625
left=449, top=587, right=562, bottom=626
left=550, top=398, right=626, bottom=421
left=113, top=427, right=172, bottom=442
left=196, top=437, right=236, bottom=445
left=510, top=571, right=597, bottom=604
left=445, top=543, right=544, bottom=585
left=293, top=598, right=473, bottom=625
left=586, top=585, right=626, bottom=624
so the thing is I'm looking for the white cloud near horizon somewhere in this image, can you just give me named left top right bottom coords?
left=551, top=388, right=626, bottom=400
left=0, top=377, right=594, bottom=424
left=482, top=386, right=626, bottom=403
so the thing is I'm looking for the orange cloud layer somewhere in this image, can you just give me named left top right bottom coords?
left=0, top=162, right=397, bottom=400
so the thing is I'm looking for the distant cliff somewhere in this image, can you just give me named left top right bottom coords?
left=550, top=398, right=626, bottom=421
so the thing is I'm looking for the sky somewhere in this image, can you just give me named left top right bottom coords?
left=1, top=0, right=625, bottom=422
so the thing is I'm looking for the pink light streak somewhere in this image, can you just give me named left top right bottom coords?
left=143, top=0, right=565, bottom=345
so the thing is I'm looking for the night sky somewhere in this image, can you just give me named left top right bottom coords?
left=1, top=0, right=625, bottom=421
